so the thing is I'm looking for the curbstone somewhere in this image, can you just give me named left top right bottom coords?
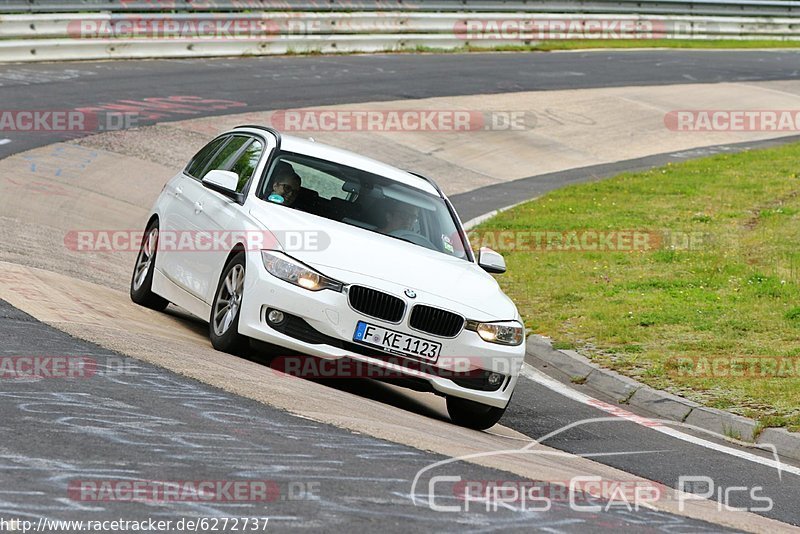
left=526, top=336, right=598, bottom=380
left=583, top=368, right=641, bottom=404
left=758, top=428, right=800, bottom=460
left=628, top=385, right=699, bottom=423
left=684, top=406, right=759, bottom=443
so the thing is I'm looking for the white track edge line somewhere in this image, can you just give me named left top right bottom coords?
left=520, top=363, right=800, bottom=477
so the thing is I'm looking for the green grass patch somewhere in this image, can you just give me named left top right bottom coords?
left=487, top=39, right=800, bottom=51
left=475, top=142, right=800, bottom=432
left=409, top=40, right=800, bottom=55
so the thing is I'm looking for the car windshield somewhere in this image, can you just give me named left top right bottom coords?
left=257, top=151, right=470, bottom=260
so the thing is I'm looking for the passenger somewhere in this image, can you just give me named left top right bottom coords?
left=380, top=202, right=418, bottom=234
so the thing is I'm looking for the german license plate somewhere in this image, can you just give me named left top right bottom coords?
left=353, top=321, right=441, bottom=361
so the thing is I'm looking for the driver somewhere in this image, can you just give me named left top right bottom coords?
left=381, top=202, right=418, bottom=234
left=267, top=161, right=301, bottom=206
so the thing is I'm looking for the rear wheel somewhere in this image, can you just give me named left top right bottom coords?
left=446, top=396, right=507, bottom=430
left=209, top=252, right=249, bottom=354
left=130, top=221, right=169, bottom=311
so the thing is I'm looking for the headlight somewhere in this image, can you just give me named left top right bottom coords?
left=466, top=320, right=524, bottom=346
left=261, top=251, right=342, bottom=292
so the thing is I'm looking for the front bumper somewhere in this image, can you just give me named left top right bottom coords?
left=237, top=251, right=524, bottom=408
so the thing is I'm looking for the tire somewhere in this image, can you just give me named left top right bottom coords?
left=446, top=396, right=507, bottom=430
left=130, top=221, right=169, bottom=311
left=209, top=251, right=249, bottom=354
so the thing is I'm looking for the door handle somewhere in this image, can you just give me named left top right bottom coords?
left=174, top=186, right=183, bottom=198
left=194, top=201, right=204, bottom=214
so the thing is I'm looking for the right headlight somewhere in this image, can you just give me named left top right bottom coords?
left=466, top=320, right=524, bottom=346
left=261, top=250, right=342, bottom=292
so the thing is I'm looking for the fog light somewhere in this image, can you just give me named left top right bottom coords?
left=487, top=372, right=503, bottom=386
left=267, top=310, right=285, bottom=324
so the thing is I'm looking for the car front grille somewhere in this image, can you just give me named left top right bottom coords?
left=409, top=305, right=465, bottom=337
left=347, top=285, right=405, bottom=323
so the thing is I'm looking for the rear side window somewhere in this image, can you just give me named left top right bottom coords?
left=202, top=136, right=250, bottom=178
left=230, top=139, right=264, bottom=193
left=185, top=136, right=227, bottom=179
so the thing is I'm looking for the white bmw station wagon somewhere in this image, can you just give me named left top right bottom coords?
left=131, top=125, right=525, bottom=429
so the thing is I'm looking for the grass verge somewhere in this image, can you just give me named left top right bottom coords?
left=472, top=141, right=800, bottom=432
left=477, top=39, right=800, bottom=51
left=264, top=39, right=800, bottom=58
left=407, top=39, right=800, bottom=54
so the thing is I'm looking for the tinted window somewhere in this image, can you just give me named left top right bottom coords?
left=258, top=152, right=469, bottom=260
left=230, top=139, right=264, bottom=193
left=202, top=136, right=249, bottom=179
left=185, top=136, right=227, bottom=179
left=288, top=160, right=348, bottom=200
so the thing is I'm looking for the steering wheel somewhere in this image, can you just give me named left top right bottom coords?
left=389, top=229, right=436, bottom=249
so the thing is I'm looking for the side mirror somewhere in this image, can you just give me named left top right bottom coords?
left=478, top=247, right=506, bottom=274
left=202, top=170, right=243, bottom=203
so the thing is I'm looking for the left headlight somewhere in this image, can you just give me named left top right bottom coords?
left=466, top=320, right=524, bottom=346
left=261, top=250, right=343, bottom=292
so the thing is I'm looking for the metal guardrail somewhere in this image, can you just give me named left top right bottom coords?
left=0, top=3, right=799, bottom=62
left=1, top=12, right=796, bottom=39
left=1, top=0, right=800, bottom=15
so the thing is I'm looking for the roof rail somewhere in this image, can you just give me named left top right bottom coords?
left=234, top=124, right=282, bottom=143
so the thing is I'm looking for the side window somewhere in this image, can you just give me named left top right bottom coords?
left=201, top=136, right=249, bottom=179
left=185, top=136, right=227, bottom=179
left=230, top=139, right=264, bottom=193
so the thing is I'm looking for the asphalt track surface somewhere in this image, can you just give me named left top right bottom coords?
left=1, top=50, right=800, bottom=158
left=0, top=300, right=734, bottom=532
left=2, top=51, right=800, bottom=529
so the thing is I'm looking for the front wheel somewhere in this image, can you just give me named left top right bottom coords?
left=446, top=396, right=507, bottom=430
left=209, top=252, right=249, bottom=354
left=130, top=221, right=169, bottom=311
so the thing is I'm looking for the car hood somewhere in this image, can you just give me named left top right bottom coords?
left=249, top=205, right=518, bottom=320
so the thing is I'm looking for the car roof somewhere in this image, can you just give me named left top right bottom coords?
left=232, top=126, right=441, bottom=196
